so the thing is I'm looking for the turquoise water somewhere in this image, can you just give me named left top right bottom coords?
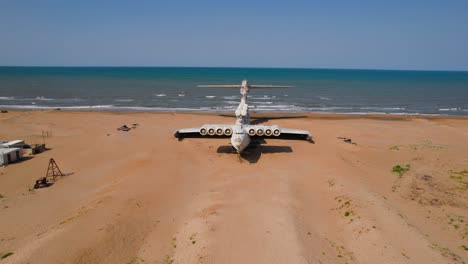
left=0, top=67, right=467, bottom=115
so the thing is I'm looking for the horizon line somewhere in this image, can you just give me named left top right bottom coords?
left=0, top=65, right=467, bottom=73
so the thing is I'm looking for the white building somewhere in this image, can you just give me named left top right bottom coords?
left=0, top=148, right=23, bottom=165
left=0, top=140, right=25, bottom=149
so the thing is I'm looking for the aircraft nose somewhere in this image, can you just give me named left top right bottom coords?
left=231, top=137, right=242, bottom=153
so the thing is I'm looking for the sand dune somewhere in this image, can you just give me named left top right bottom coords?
left=0, top=111, right=467, bottom=263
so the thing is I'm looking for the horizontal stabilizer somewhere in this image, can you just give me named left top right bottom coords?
left=197, top=85, right=242, bottom=88
left=197, top=85, right=292, bottom=88
left=249, top=85, right=293, bottom=88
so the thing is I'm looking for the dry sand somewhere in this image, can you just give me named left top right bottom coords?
left=0, top=110, right=467, bottom=264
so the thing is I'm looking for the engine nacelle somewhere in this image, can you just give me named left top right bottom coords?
left=265, top=128, right=272, bottom=136
left=199, top=127, right=207, bottom=135
left=216, top=128, right=224, bottom=136
left=248, top=128, right=256, bottom=136
left=256, top=128, right=264, bottom=136
left=224, top=128, right=232, bottom=136
left=208, top=128, right=216, bottom=136
left=273, top=128, right=281, bottom=136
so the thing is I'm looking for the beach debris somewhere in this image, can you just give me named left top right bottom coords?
left=117, top=125, right=131, bottom=131
left=131, top=123, right=139, bottom=129
left=1, top=110, right=8, bottom=113
left=1, top=252, right=14, bottom=260
left=34, top=177, right=52, bottom=189
left=54, top=108, right=61, bottom=110
left=338, top=137, right=356, bottom=145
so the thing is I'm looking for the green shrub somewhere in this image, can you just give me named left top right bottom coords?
left=392, top=164, right=411, bottom=176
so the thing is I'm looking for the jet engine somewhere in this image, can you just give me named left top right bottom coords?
left=256, top=128, right=264, bottom=136
left=265, top=128, right=272, bottom=136
left=273, top=128, right=281, bottom=136
left=216, top=128, right=224, bottom=136
left=199, top=127, right=207, bottom=135
left=208, top=128, right=216, bottom=136
left=248, top=128, right=256, bottom=136
left=224, top=128, right=232, bottom=136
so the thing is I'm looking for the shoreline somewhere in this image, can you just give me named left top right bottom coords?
left=2, top=109, right=468, bottom=120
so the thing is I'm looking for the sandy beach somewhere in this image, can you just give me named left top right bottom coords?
left=0, top=110, right=467, bottom=263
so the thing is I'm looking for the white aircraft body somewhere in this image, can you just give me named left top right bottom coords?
left=174, top=80, right=312, bottom=153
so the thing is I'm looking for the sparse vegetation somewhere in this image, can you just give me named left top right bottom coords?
left=392, top=164, right=411, bottom=177
left=390, top=145, right=400, bottom=150
left=171, top=237, right=177, bottom=249
left=164, top=255, right=174, bottom=264
left=189, top=233, right=197, bottom=245
left=127, top=257, right=144, bottom=264
left=409, top=140, right=446, bottom=151
left=461, top=245, right=468, bottom=251
left=431, top=244, right=464, bottom=263
left=344, top=211, right=350, bottom=217
left=0, top=194, right=4, bottom=199
left=447, top=215, right=468, bottom=239
left=326, top=238, right=355, bottom=262
left=1, top=252, right=13, bottom=259
left=449, top=170, right=468, bottom=190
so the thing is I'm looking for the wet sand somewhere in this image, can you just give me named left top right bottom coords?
left=0, top=110, right=467, bottom=263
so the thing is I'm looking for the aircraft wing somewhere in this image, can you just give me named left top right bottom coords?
left=174, top=125, right=233, bottom=140
left=244, top=125, right=312, bottom=141
left=276, top=128, right=312, bottom=141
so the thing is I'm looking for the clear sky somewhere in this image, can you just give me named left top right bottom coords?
left=1, top=0, right=467, bottom=70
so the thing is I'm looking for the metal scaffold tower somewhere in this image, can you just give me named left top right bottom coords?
left=45, top=158, right=64, bottom=181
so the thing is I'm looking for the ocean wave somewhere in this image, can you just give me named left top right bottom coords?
left=438, top=108, right=459, bottom=111
left=178, top=94, right=186, bottom=97
left=0, top=104, right=115, bottom=110
left=252, top=96, right=273, bottom=100
left=0, top=96, right=55, bottom=101
left=205, top=95, right=216, bottom=99
left=33, top=96, right=55, bottom=101
left=224, top=101, right=239, bottom=105
left=155, top=94, right=166, bottom=97
left=114, top=99, right=134, bottom=102
left=254, top=105, right=296, bottom=108
left=360, top=107, right=406, bottom=110
left=318, top=96, right=331, bottom=101
left=251, top=101, right=273, bottom=105
left=306, top=107, right=353, bottom=111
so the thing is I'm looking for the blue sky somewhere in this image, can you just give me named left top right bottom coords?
left=1, top=0, right=467, bottom=70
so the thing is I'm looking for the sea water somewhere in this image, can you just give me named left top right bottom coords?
left=1, top=67, right=467, bottom=115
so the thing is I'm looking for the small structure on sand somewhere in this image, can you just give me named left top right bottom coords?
left=23, top=144, right=47, bottom=155
left=34, top=158, right=65, bottom=189
left=1, top=139, right=47, bottom=157
left=0, top=148, right=23, bottom=166
left=0, top=140, right=25, bottom=149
